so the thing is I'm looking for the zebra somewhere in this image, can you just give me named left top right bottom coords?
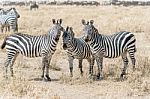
left=0, top=8, right=6, bottom=15
left=81, top=19, right=136, bottom=80
left=0, top=8, right=9, bottom=32
left=0, top=8, right=20, bottom=33
left=1, top=19, right=64, bottom=81
left=62, top=26, right=95, bottom=77
left=30, top=2, right=39, bottom=10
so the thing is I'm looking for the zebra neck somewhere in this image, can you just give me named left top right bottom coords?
left=68, top=38, right=76, bottom=52
left=90, top=32, right=102, bottom=46
left=47, top=34, right=58, bottom=45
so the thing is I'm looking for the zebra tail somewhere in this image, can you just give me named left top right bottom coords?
left=134, top=47, right=137, bottom=52
left=1, top=37, right=7, bottom=49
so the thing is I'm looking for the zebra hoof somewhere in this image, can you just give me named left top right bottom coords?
left=81, top=72, right=84, bottom=76
left=119, top=73, right=126, bottom=81
left=43, top=77, right=51, bottom=82
left=95, top=75, right=103, bottom=81
left=88, top=74, right=93, bottom=79
left=42, top=75, right=51, bottom=82
left=46, top=75, right=51, bottom=81
left=70, top=74, right=73, bottom=77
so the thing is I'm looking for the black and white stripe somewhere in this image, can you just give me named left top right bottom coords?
left=1, top=19, right=64, bottom=81
left=82, top=20, right=136, bottom=79
left=0, top=8, right=20, bottom=33
left=62, top=26, right=94, bottom=77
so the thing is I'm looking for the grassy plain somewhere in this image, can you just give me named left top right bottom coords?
left=0, top=5, right=150, bottom=99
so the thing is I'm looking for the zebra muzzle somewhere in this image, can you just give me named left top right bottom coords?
left=55, top=37, right=59, bottom=42
left=85, top=38, right=89, bottom=42
left=63, top=44, right=67, bottom=50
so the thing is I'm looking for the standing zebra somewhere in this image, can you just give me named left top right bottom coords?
left=82, top=19, right=136, bottom=80
left=62, top=26, right=94, bottom=77
left=0, top=8, right=9, bottom=32
left=1, top=19, right=64, bottom=81
left=0, top=8, right=20, bottom=33
left=30, top=2, right=39, bottom=10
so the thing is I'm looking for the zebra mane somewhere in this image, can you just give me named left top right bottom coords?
left=14, top=33, right=45, bottom=38
left=91, top=25, right=99, bottom=34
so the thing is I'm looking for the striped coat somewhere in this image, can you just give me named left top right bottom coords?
left=1, top=19, right=64, bottom=81
left=62, top=26, right=94, bottom=77
left=82, top=20, right=136, bottom=80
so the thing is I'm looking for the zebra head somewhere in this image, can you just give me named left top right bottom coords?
left=82, top=19, right=95, bottom=43
left=0, top=8, right=6, bottom=15
left=6, top=8, right=20, bottom=18
left=62, top=26, right=74, bottom=50
left=49, top=19, right=64, bottom=42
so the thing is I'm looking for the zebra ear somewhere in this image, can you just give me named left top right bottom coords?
left=66, top=26, right=69, bottom=31
left=90, top=20, right=94, bottom=25
left=87, top=21, right=89, bottom=25
left=52, top=19, right=56, bottom=24
left=69, top=27, right=74, bottom=37
left=56, top=20, right=59, bottom=24
left=70, top=27, right=73, bottom=32
left=59, top=19, right=62, bottom=24
left=82, top=19, right=86, bottom=25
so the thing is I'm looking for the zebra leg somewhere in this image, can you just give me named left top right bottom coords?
left=1, top=25, right=4, bottom=33
left=15, top=23, right=18, bottom=32
left=68, top=57, right=74, bottom=77
left=45, top=55, right=51, bottom=81
left=10, top=24, right=16, bottom=33
left=4, top=52, right=17, bottom=78
left=9, top=53, right=18, bottom=77
left=42, top=55, right=51, bottom=81
left=120, top=53, right=128, bottom=79
left=96, top=57, right=103, bottom=80
left=78, top=59, right=83, bottom=76
left=87, top=57, right=94, bottom=76
left=8, top=26, right=10, bottom=32
left=128, top=51, right=136, bottom=71
left=4, top=59, right=10, bottom=79
left=5, top=26, right=7, bottom=32
left=41, top=56, right=45, bottom=79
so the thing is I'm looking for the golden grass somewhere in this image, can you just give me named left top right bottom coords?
left=0, top=5, right=150, bottom=98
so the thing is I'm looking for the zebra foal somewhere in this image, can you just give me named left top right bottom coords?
left=62, top=26, right=94, bottom=77
left=1, top=19, right=64, bottom=81
left=82, top=19, right=136, bottom=80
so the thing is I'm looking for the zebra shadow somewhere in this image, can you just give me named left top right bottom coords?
left=29, top=77, right=60, bottom=82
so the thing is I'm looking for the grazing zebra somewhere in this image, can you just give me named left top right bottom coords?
left=0, top=8, right=20, bottom=33
left=62, top=26, right=95, bottom=77
left=30, top=3, right=39, bottom=10
left=82, top=19, right=136, bottom=80
left=1, top=19, right=64, bottom=81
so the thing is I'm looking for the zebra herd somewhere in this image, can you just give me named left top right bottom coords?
left=0, top=8, right=136, bottom=81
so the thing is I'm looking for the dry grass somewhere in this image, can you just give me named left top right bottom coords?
left=0, top=5, right=150, bottom=99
